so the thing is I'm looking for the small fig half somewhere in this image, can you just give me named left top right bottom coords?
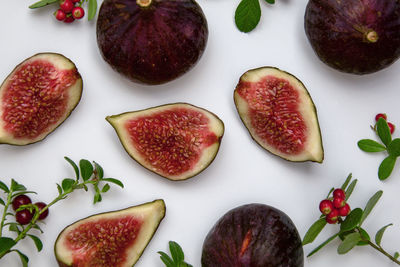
left=0, top=53, right=82, bottom=145
left=55, top=199, right=166, bottom=267
left=234, top=67, right=323, bottom=162
left=106, top=103, right=224, bottom=181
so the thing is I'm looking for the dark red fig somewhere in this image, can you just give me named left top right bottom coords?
left=202, top=203, right=304, bottom=267
left=305, top=0, right=400, bottom=74
left=96, top=0, right=208, bottom=85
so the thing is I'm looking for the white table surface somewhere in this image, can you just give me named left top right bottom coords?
left=1, top=0, right=399, bottom=266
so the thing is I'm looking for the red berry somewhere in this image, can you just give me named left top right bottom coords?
left=12, top=195, right=32, bottom=211
left=339, top=203, right=351, bottom=217
left=34, top=202, right=49, bottom=220
left=15, top=209, right=33, bottom=225
left=55, top=9, right=66, bottom=21
left=326, top=209, right=340, bottom=224
left=333, top=197, right=346, bottom=208
left=388, top=122, right=395, bottom=134
left=64, top=16, right=75, bottom=23
left=333, top=188, right=346, bottom=199
left=72, top=0, right=81, bottom=2
left=319, top=199, right=334, bottom=215
left=59, top=0, right=74, bottom=13
left=72, top=6, right=85, bottom=19
left=375, top=113, right=387, bottom=122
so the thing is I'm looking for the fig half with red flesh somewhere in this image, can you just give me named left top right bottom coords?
left=55, top=199, right=166, bottom=267
left=96, top=0, right=208, bottom=85
left=305, top=0, right=400, bottom=74
left=234, top=67, right=323, bottom=162
left=0, top=53, right=82, bottom=145
left=106, top=103, right=224, bottom=181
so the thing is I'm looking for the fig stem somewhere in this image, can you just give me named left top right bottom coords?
left=366, top=30, right=379, bottom=43
left=136, top=0, right=152, bottom=7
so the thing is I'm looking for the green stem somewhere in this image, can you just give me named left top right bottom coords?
left=0, top=188, right=13, bottom=237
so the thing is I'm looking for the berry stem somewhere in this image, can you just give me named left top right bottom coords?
left=0, top=186, right=13, bottom=237
left=362, top=237, right=400, bottom=265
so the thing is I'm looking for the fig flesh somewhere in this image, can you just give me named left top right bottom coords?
left=305, top=0, right=400, bottom=74
left=96, top=0, right=208, bottom=85
left=106, top=103, right=224, bottom=181
left=201, top=203, right=304, bottom=267
left=0, top=53, right=82, bottom=145
left=54, top=199, right=166, bottom=267
left=234, top=67, right=323, bottom=162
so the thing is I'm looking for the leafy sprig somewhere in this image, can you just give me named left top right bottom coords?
left=303, top=174, right=400, bottom=265
left=0, top=157, right=124, bottom=266
left=29, top=0, right=98, bottom=21
left=358, top=118, right=400, bottom=180
left=158, top=241, right=193, bottom=267
left=235, top=0, right=276, bottom=33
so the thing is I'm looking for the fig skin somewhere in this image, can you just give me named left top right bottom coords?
left=202, top=203, right=304, bottom=267
left=96, top=0, right=208, bottom=85
left=305, top=0, right=400, bottom=74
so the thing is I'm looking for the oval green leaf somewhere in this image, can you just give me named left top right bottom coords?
left=340, top=208, right=363, bottom=232
left=61, top=178, right=75, bottom=192
left=88, top=0, right=98, bottom=21
left=79, top=159, right=94, bottom=181
left=94, top=161, right=104, bottom=179
left=388, top=138, right=400, bottom=157
left=337, top=232, right=362, bottom=254
left=101, top=183, right=110, bottom=193
left=64, top=157, right=80, bottom=179
left=169, top=241, right=184, bottom=263
left=28, top=234, right=43, bottom=252
left=235, top=0, right=261, bottom=33
left=0, top=180, right=9, bottom=193
left=378, top=156, right=396, bottom=180
left=377, top=118, right=392, bottom=146
left=15, top=250, right=29, bottom=267
left=357, top=227, right=370, bottom=246
left=360, top=190, right=383, bottom=226
left=0, top=237, right=16, bottom=254
left=375, top=223, right=393, bottom=246
left=302, top=218, right=327, bottom=245
left=345, top=179, right=357, bottom=201
left=357, top=139, right=386, bottom=152
left=102, top=178, right=124, bottom=188
left=341, top=173, right=352, bottom=190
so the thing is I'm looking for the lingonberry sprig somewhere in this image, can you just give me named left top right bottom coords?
left=303, top=174, right=400, bottom=265
left=29, top=0, right=97, bottom=23
left=158, top=241, right=193, bottom=267
left=235, top=0, right=277, bottom=33
left=358, top=114, right=399, bottom=180
left=0, top=157, right=124, bottom=266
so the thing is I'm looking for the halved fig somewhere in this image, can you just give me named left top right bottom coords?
left=106, top=103, right=224, bottom=181
left=234, top=67, right=323, bottom=162
left=55, top=199, right=166, bottom=267
left=0, top=53, right=83, bottom=145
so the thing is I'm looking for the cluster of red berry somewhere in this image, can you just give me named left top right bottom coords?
left=319, top=188, right=350, bottom=224
left=55, top=0, right=85, bottom=23
left=12, top=194, right=48, bottom=225
left=375, top=113, right=395, bottom=134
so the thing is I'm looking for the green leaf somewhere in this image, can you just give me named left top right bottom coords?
left=264, top=0, right=275, bottom=3
left=302, top=218, right=327, bottom=245
left=62, top=178, right=75, bottom=192
left=388, top=138, right=400, bottom=157
left=360, top=191, right=383, bottom=226
left=357, top=227, right=370, bottom=246
left=94, top=161, right=104, bottom=179
left=57, top=183, right=63, bottom=195
left=377, top=118, right=392, bottom=146
left=375, top=223, right=393, bottom=246
left=235, top=0, right=261, bottom=33
left=357, top=139, right=387, bottom=152
left=80, top=159, right=94, bottom=181
left=65, top=157, right=80, bottom=180
left=394, top=252, right=399, bottom=259
left=341, top=173, right=352, bottom=190
left=307, top=233, right=339, bottom=257
left=169, top=241, right=184, bottom=263
left=158, top=251, right=175, bottom=267
left=0, top=237, right=16, bottom=254
left=345, top=179, right=357, bottom=201
left=378, top=156, right=396, bottom=180
left=337, top=232, right=362, bottom=254
left=12, top=191, right=37, bottom=200
left=29, top=0, right=58, bottom=9
left=14, top=249, right=29, bottom=267
left=0, top=197, right=5, bottom=206
left=11, top=179, right=26, bottom=192
left=9, top=223, right=21, bottom=233
left=325, top=187, right=334, bottom=198
left=88, top=0, right=98, bottom=20
left=102, top=178, right=124, bottom=188
left=93, top=191, right=102, bottom=204
left=28, top=235, right=43, bottom=252
left=101, top=183, right=110, bottom=193
left=0, top=180, right=9, bottom=193
left=340, top=208, right=363, bottom=232
left=32, top=224, right=44, bottom=233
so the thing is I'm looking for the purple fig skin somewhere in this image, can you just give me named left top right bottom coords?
left=96, top=0, right=208, bottom=85
left=201, top=204, right=304, bottom=267
left=305, top=0, right=400, bottom=75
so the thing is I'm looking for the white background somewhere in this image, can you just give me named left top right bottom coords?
left=1, top=0, right=400, bottom=266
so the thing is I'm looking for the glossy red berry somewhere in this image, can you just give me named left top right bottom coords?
left=326, top=209, right=340, bottom=224
left=34, top=202, right=49, bottom=220
left=388, top=122, right=395, bottom=134
left=15, top=209, right=33, bottom=225
left=319, top=199, right=334, bottom=215
left=333, top=188, right=346, bottom=199
left=72, top=6, right=85, bottom=19
left=59, top=0, right=74, bottom=13
left=64, top=16, right=75, bottom=23
left=339, top=203, right=351, bottom=217
left=72, top=0, right=81, bottom=2
left=55, top=9, right=66, bottom=21
left=12, top=195, right=32, bottom=211
left=333, top=197, right=346, bottom=208
left=375, top=113, right=387, bottom=122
